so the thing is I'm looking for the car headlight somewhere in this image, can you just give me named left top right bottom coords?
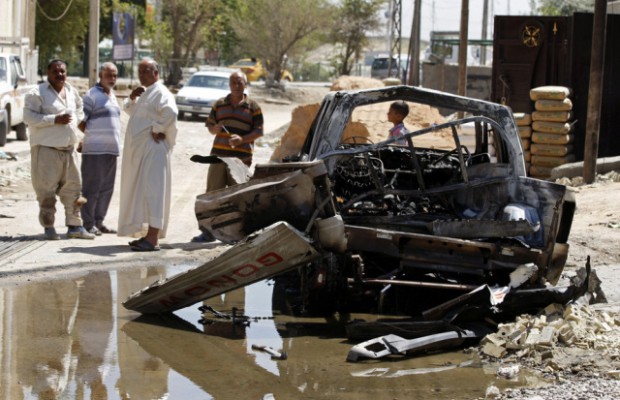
left=175, top=96, right=186, bottom=103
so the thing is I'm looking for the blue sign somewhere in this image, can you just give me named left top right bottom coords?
left=112, top=12, right=135, bottom=61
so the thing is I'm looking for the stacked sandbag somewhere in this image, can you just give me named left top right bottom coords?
left=513, top=112, right=532, bottom=173
left=270, top=103, right=320, bottom=162
left=528, top=86, right=576, bottom=178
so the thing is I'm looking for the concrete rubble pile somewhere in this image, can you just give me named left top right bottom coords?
left=555, top=170, right=620, bottom=187
left=477, top=300, right=620, bottom=378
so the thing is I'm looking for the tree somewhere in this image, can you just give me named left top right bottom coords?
left=330, top=0, right=385, bottom=76
left=230, top=0, right=333, bottom=85
left=537, top=0, right=594, bottom=15
left=142, top=0, right=228, bottom=86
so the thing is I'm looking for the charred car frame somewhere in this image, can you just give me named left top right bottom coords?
left=125, top=85, right=576, bottom=320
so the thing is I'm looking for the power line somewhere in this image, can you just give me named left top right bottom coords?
left=36, top=0, right=75, bottom=22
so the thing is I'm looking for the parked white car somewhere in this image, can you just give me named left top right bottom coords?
left=175, top=69, right=233, bottom=120
left=0, top=53, right=32, bottom=146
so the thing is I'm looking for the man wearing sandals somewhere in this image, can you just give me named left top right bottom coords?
left=78, top=62, right=121, bottom=236
left=117, top=59, right=178, bottom=251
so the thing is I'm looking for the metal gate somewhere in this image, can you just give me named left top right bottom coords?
left=492, top=16, right=571, bottom=114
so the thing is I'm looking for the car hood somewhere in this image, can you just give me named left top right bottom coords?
left=176, top=86, right=229, bottom=100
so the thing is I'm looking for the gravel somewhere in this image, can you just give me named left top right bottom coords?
left=492, top=378, right=620, bottom=400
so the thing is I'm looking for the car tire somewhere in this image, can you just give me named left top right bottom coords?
left=0, top=110, right=8, bottom=147
left=15, top=122, right=28, bottom=141
left=178, top=111, right=185, bottom=120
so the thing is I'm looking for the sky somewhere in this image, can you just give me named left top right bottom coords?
left=399, top=0, right=535, bottom=41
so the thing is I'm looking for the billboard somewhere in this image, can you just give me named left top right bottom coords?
left=112, top=12, right=135, bottom=61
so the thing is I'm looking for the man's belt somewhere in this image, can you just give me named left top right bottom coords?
left=51, top=145, right=74, bottom=151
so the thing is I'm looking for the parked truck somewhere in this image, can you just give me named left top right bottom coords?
left=0, top=52, right=32, bottom=146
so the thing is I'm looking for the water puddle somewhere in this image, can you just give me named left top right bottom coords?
left=0, top=264, right=547, bottom=399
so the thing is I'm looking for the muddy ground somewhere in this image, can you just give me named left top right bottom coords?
left=1, top=79, right=620, bottom=399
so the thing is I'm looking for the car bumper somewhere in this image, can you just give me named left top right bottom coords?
left=176, top=102, right=212, bottom=116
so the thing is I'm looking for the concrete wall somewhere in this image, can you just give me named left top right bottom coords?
left=0, top=0, right=35, bottom=47
left=421, top=62, right=492, bottom=101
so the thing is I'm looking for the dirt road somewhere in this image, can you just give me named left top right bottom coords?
left=1, top=83, right=620, bottom=399
left=0, top=90, right=310, bottom=278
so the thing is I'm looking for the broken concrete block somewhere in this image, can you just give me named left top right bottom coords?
left=543, top=303, right=564, bottom=317
left=505, top=333, right=526, bottom=350
left=557, top=324, right=576, bottom=345
left=538, top=326, right=557, bottom=346
left=533, top=315, right=547, bottom=328
left=544, top=360, right=561, bottom=372
left=594, top=320, right=612, bottom=333
left=607, top=370, right=620, bottom=380
left=515, top=348, right=530, bottom=358
left=563, top=304, right=583, bottom=322
left=496, top=323, right=514, bottom=339
left=524, top=328, right=541, bottom=346
left=480, top=333, right=506, bottom=347
left=481, top=341, right=507, bottom=358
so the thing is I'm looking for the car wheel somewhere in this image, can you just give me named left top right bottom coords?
left=15, top=122, right=28, bottom=141
left=178, top=111, right=185, bottom=120
left=0, top=110, right=8, bottom=147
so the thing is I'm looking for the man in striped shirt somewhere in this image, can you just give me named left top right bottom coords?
left=192, top=71, right=264, bottom=243
left=78, top=62, right=121, bottom=236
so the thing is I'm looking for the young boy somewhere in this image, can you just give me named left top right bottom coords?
left=387, top=101, right=410, bottom=146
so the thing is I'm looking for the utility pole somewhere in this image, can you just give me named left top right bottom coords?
left=387, top=0, right=402, bottom=79
left=583, top=0, right=607, bottom=183
left=409, top=0, right=421, bottom=85
left=88, top=0, right=100, bottom=87
left=481, top=0, right=489, bottom=65
left=457, top=0, right=469, bottom=99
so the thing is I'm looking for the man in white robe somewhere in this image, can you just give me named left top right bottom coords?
left=117, top=59, right=178, bottom=251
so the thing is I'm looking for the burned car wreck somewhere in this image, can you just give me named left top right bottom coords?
left=124, top=85, right=579, bottom=359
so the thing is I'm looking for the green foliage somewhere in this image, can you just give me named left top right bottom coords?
left=537, top=0, right=594, bottom=16
left=299, top=61, right=335, bottom=82
left=35, top=0, right=90, bottom=72
left=330, top=0, right=385, bottom=76
left=229, top=0, right=333, bottom=84
left=140, top=0, right=228, bottom=85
